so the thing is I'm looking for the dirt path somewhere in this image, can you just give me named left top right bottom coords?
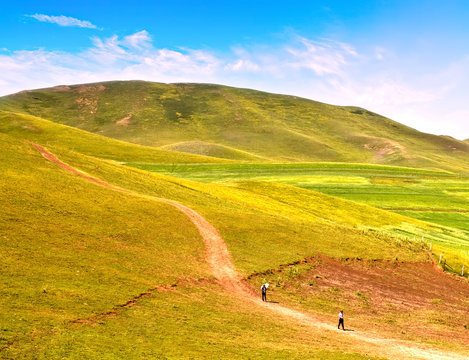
left=31, top=143, right=468, bottom=360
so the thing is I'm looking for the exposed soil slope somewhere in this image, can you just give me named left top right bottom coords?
left=31, top=142, right=468, bottom=360
left=254, top=255, right=469, bottom=348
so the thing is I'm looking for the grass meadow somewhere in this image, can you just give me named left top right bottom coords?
left=1, top=108, right=469, bottom=358
left=126, top=162, right=469, bottom=274
left=1, top=134, right=396, bottom=358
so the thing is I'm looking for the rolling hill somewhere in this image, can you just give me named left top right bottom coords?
left=2, top=130, right=468, bottom=359
left=1, top=81, right=469, bottom=359
left=1, top=81, right=469, bottom=173
left=0, top=111, right=229, bottom=164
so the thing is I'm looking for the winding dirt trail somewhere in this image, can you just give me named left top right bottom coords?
left=31, top=143, right=468, bottom=360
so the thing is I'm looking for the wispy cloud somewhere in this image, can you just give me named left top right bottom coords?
left=26, top=14, right=98, bottom=29
left=0, top=30, right=467, bottom=138
left=285, top=37, right=358, bottom=75
left=223, top=37, right=359, bottom=77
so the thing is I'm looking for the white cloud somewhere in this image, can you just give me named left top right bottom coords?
left=123, top=30, right=152, bottom=49
left=0, top=31, right=222, bottom=95
left=0, top=30, right=468, bottom=139
left=225, top=59, right=260, bottom=72
left=26, top=14, right=98, bottom=29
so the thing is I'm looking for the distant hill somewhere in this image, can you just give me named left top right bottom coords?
left=1, top=80, right=468, bottom=172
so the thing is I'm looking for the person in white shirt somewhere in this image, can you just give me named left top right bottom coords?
left=338, top=310, right=345, bottom=330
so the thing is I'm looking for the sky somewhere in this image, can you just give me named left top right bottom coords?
left=1, top=1, right=469, bottom=139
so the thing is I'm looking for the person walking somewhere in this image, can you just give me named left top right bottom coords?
left=338, top=310, right=345, bottom=330
left=261, top=283, right=267, bottom=301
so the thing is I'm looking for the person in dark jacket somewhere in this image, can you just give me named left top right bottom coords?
left=261, top=283, right=268, bottom=302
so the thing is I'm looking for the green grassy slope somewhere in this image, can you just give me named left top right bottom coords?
left=161, top=140, right=266, bottom=160
left=46, top=140, right=469, bottom=275
left=2, top=126, right=469, bottom=357
left=1, top=134, right=409, bottom=359
left=51, top=148, right=429, bottom=272
left=0, top=133, right=208, bottom=354
left=1, top=81, right=468, bottom=172
left=131, top=162, right=469, bottom=271
left=0, top=111, right=229, bottom=163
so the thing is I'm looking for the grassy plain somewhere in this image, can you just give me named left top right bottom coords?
left=129, top=162, right=469, bottom=272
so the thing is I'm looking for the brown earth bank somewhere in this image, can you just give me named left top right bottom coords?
left=251, top=255, right=469, bottom=349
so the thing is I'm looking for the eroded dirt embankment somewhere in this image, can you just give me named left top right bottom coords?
left=31, top=142, right=469, bottom=360
left=250, top=255, right=469, bottom=347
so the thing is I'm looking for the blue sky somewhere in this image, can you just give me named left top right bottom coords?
left=2, top=1, right=469, bottom=139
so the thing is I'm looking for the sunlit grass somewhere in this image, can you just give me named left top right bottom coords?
left=0, top=134, right=410, bottom=357
left=132, top=162, right=469, bottom=269
left=1, top=103, right=469, bottom=357
left=0, top=111, right=229, bottom=164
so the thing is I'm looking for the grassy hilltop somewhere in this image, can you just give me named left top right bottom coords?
left=1, top=80, right=469, bottom=172
left=1, top=83, right=469, bottom=359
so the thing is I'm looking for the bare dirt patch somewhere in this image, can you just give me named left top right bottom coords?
left=116, top=114, right=132, bottom=126
left=353, top=134, right=413, bottom=160
left=257, top=255, right=469, bottom=349
left=50, top=85, right=71, bottom=92
left=75, top=84, right=106, bottom=114
left=305, top=256, right=469, bottom=312
left=77, top=84, right=106, bottom=94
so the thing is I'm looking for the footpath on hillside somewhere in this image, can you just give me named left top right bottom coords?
left=30, top=142, right=468, bottom=360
